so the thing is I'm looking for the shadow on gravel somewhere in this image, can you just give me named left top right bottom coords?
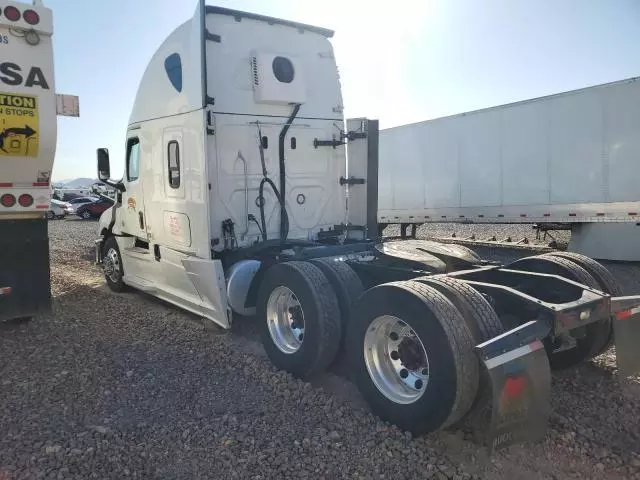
left=0, top=316, right=33, bottom=333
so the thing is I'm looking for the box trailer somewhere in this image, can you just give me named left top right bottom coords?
left=94, top=1, right=640, bottom=452
left=0, top=0, right=78, bottom=322
left=378, top=77, right=640, bottom=261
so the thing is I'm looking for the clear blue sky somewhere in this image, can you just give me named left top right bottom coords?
left=46, top=0, right=640, bottom=181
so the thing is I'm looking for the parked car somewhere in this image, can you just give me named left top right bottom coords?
left=64, top=196, right=100, bottom=215
left=47, top=199, right=67, bottom=220
left=75, top=197, right=114, bottom=219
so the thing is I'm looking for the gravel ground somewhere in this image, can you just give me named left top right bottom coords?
left=1, top=219, right=639, bottom=479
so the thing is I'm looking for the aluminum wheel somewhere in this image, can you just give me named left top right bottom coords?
left=103, top=247, right=122, bottom=283
left=266, top=286, right=305, bottom=354
left=364, top=315, right=430, bottom=404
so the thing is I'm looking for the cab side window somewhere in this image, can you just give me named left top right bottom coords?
left=167, top=140, right=180, bottom=188
left=127, top=137, right=140, bottom=182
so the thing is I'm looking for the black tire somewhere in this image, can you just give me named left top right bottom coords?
left=257, top=261, right=342, bottom=378
left=509, top=255, right=606, bottom=369
left=347, top=281, right=479, bottom=434
left=542, top=251, right=622, bottom=356
left=81, top=210, right=92, bottom=219
left=415, top=276, right=503, bottom=342
left=415, top=276, right=503, bottom=426
left=47, top=210, right=55, bottom=220
left=102, top=236, right=126, bottom=292
left=309, top=258, right=364, bottom=327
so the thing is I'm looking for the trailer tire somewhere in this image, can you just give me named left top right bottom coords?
left=542, top=251, right=623, bottom=296
left=257, top=261, right=341, bottom=379
left=542, top=251, right=622, bottom=356
left=415, top=276, right=503, bottom=425
left=309, top=258, right=364, bottom=327
left=509, top=255, right=607, bottom=369
left=347, top=281, right=479, bottom=434
left=102, top=236, right=126, bottom=293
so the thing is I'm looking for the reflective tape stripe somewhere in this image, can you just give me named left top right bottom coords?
left=36, top=204, right=49, bottom=209
left=485, top=339, right=544, bottom=370
left=616, top=306, right=640, bottom=320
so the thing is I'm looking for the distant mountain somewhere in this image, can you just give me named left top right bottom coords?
left=54, top=177, right=98, bottom=188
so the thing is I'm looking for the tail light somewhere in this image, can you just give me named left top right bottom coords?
left=3, top=6, right=21, bottom=22
left=18, top=193, right=34, bottom=207
left=23, top=9, right=39, bottom=25
left=1, top=193, right=16, bottom=207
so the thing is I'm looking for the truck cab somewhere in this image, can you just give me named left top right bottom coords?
left=95, top=0, right=640, bottom=452
left=96, top=3, right=350, bottom=326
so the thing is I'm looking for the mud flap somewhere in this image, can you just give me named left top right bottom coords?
left=474, top=320, right=552, bottom=453
left=610, top=297, right=640, bottom=378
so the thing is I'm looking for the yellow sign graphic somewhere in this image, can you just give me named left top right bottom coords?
left=0, top=92, right=39, bottom=157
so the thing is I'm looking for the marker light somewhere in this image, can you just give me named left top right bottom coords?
left=23, top=9, right=40, bottom=25
left=18, top=194, right=33, bottom=207
left=1, top=194, right=16, bottom=207
left=3, top=6, right=21, bottom=22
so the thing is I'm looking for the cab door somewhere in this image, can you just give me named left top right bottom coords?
left=121, top=135, right=148, bottom=239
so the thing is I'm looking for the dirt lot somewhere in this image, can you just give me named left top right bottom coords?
left=1, top=219, right=639, bottom=479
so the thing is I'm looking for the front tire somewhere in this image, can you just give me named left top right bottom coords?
left=81, top=210, right=92, bottom=219
left=47, top=210, right=55, bottom=220
left=257, top=261, right=342, bottom=379
left=102, top=236, right=126, bottom=292
left=347, top=281, right=479, bottom=434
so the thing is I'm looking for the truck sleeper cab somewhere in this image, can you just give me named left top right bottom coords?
left=95, top=1, right=640, bottom=453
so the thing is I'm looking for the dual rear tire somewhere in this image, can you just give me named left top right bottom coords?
left=258, top=259, right=493, bottom=435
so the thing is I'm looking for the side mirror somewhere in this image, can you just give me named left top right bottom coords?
left=97, top=148, right=110, bottom=181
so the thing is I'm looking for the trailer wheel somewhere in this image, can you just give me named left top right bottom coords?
left=347, top=281, right=479, bottom=434
left=309, top=258, right=364, bottom=327
left=415, top=276, right=503, bottom=425
left=257, top=261, right=341, bottom=378
left=542, top=251, right=622, bottom=356
left=102, top=236, right=126, bottom=292
left=509, top=255, right=606, bottom=369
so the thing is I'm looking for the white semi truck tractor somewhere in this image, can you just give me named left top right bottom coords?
left=0, top=0, right=78, bottom=322
left=94, top=1, right=640, bottom=452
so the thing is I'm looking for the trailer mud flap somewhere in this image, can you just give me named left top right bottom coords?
left=474, top=321, right=551, bottom=453
left=611, top=297, right=640, bottom=377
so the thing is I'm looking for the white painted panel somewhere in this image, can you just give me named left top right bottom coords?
left=605, top=80, right=640, bottom=202
left=501, top=102, right=549, bottom=205
left=458, top=111, right=501, bottom=207
left=377, top=128, right=395, bottom=212
left=163, top=210, right=192, bottom=247
left=386, top=125, right=425, bottom=210
left=549, top=90, right=604, bottom=204
left=421, top=118, right=460, bottom=209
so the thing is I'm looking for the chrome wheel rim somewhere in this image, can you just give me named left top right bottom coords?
left=103, top=247, right=121, bottom=283
left=364, top=315, right=430, bottom=404
left=266, top=286, right=305, bottom=354
left=82, top=211, right=91, bottom=219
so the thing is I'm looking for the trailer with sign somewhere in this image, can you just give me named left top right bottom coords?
left=0, top=0, right=79, bottom=322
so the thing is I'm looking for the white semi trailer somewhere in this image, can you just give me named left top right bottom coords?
left=0, top=0, right=78, bottom=322
left=94, top=1, right=640, bottom=452
left=378, top=77, right=640, bottom=261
